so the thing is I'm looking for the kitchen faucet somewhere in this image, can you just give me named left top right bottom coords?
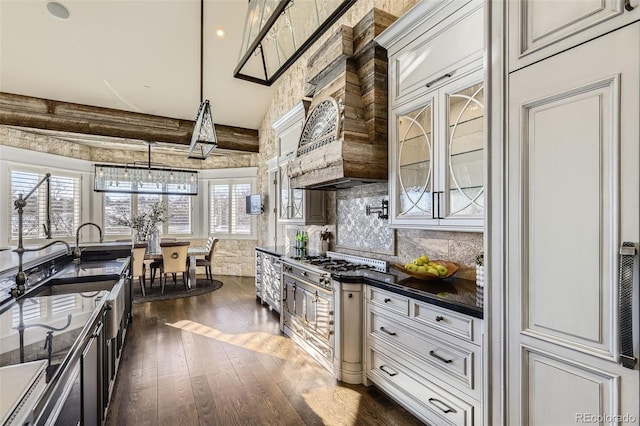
left=12, top=173, right=73, bottom=297
left=74, top=222, right=104, bottom=261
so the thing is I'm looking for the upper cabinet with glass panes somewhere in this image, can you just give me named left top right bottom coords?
left=377, top=0, right=484, bottom=231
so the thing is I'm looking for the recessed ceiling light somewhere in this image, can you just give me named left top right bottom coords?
left=215, top=28, right=227, bottom=38
left=46, top=2, right=70, bottom=20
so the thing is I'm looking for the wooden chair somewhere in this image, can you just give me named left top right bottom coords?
left=195, top=238, right=218, bottom=282
left=131, top=243, right=148, bottom=296
left=158, top=241, right=190, bottom=293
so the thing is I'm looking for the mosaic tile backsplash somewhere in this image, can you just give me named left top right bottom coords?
left=336, top=192, right=394, bottom=255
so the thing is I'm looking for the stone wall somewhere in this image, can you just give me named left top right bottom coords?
left=256, top=0, right=420, bottom=246
left=254, top=0, right=483, bottom=280
left=1, top=126, right=259, bottom=277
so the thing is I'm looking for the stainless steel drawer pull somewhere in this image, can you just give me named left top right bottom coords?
left=384, top=298, right=391, bottom=303
left=380, top=326, right=397, bottom=336
left=429, top=350, right=453, bottom=363
left=435, top=316, right=444, bottom=322
left=379, top=365, right=397, bottom=377
left=425, top=71, right=454, bottom=88
left=428, top=398, right=456, bottom=414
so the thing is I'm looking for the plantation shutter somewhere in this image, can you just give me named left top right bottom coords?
left=210, top=184, right=229, bottom=233
left=167, top=195, right=191, bottom=235
left=231, top=182, right=251, bottom=234
left=104, top=193, right=132, bottom=235
left=10, top=169, right=81, bottom=240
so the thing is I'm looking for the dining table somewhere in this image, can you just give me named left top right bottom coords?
left=144, top=246, right=208, bottom=289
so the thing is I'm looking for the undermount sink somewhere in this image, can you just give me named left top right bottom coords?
left=33, top=280, right=117, bottom=296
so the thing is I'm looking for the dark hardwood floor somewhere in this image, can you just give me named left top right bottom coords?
left=105, top=275, right=423, bottom=425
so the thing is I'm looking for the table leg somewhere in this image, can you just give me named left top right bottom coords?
left=188, top=255, right=196, bottom=289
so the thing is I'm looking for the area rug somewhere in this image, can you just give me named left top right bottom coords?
left=133, top=278, right=223, bottom=303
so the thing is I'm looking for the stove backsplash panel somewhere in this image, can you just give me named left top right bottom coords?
left=333, top=183, right=483, bottom=280
left=336, top=191, right=394, bottom=255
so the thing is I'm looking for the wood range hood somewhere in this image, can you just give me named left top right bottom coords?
left=287, top=9, right=396, bottom=190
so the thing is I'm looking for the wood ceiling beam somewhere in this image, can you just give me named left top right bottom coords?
left=0, top=92, right=259, bottom=153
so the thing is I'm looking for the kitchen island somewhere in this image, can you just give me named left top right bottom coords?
left=0, top=243, right=132, bottom=425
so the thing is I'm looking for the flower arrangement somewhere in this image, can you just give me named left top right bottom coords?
left=112, top=201, right=170, bottom=241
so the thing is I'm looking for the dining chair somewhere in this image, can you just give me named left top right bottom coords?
left=149, top=238, right=176, bottom=283
left=158, top=241, right=190, bottom=293
left=195, top=238, right=218, bottom=282
left=131, top=243, right=148, bottom=296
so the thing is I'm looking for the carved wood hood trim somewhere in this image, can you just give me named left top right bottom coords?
left=288, top=8, right=397, bottom=190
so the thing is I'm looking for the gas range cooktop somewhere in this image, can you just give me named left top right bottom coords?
left=289, top=252, right=387, bottom=274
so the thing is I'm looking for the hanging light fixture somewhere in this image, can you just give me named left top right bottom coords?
left=235, top=0, right=356, bottom=86
left=94, top=142, right=198, bottom=195
left=188, top=0, right=217, bottom=159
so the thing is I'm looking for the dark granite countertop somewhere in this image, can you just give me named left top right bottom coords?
left=0, top=289, right=109, bottom=379
left=255, top=246, right=288, bottom=257
left=331, top=268, right=483, bottom=319
left=50, top=259, right=129, bottom=284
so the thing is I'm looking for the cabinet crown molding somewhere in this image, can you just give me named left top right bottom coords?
left=271, top=101, right=309, bottom=133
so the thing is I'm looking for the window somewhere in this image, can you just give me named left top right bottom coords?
left=10, top=168, right=81, bottom=240
left=209, top=179, right=254, bottom=237
left=103, top=194, right=192, bottom=237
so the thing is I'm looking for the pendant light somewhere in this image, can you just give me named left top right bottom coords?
left=188, top=0, right=217, bottom=159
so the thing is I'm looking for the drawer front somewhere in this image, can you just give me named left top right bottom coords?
left=367, top=347, right=475, bottom=426
left=393, top=4, right=484, bottom=103
left=367, top=286, right=409, bottom=316
left=368, top=310, right=479, bottom=396
left=412, top=301, right=480, bottom=344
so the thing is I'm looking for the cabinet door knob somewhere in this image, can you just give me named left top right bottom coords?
left=435, top=315, right=444, bottom=322
left=384, top=298, right=391, bottom=303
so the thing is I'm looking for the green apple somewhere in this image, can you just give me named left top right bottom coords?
left=413, top=258, right=426, bottom=266
left=419, top=255, right=430, bottom=263
left=416, top=265, right=427, bottom=273
left=405, top=263, right=418, bottom=271
left=435, top=264, right=448, bottom=276
left=426, top=267, right=439, bottom=275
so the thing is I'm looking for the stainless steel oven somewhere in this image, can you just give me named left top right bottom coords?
left=281, top=261, right=334, bottom=372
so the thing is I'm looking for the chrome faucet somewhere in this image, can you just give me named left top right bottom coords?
left=12, top=173, right=73, bottom=297
left=74, top=222, right=104, bottom=260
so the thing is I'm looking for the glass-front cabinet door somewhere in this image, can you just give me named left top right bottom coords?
left=395, top=97, right=437, bottom=225
left=390, top=69, right=484, bottom=230
left=279, top=164, right=291, bottom=221
left=442, top=76, right=484, bottom=223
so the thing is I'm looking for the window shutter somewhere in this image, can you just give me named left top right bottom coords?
left=104, top=193, right=132, bottom=235
left=11, top=169, right=80, bottom=240
left=231, top=182, right=251, bottom=234
left=210, top=184, right=229, bottom=233
left=167, top=195, right=191, bottom=234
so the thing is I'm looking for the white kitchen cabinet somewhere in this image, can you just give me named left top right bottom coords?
left=508, top=0, right=640, bottom=72
left=506, top=23, right=639, bottom=425
left=377, top=0, right=484, bottom=231
left=260, top=251, right=281, bottom=313
left=273, top=102, right=326, bottom=225
left=364, top=285, right=484, bottom=424
left=254, top=250, right=262, bottom=300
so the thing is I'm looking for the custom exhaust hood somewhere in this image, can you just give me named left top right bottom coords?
left=287, top=9, right=396, bottom=190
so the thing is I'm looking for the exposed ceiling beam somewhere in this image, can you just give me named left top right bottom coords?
left=0, top=92, right=259, bottom=153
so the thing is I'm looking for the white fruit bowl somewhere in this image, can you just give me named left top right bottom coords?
left=392, top=260, right=458, bottom=281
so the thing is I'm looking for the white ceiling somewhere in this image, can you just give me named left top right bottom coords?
left=0, top=0, right=276, bottom=131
